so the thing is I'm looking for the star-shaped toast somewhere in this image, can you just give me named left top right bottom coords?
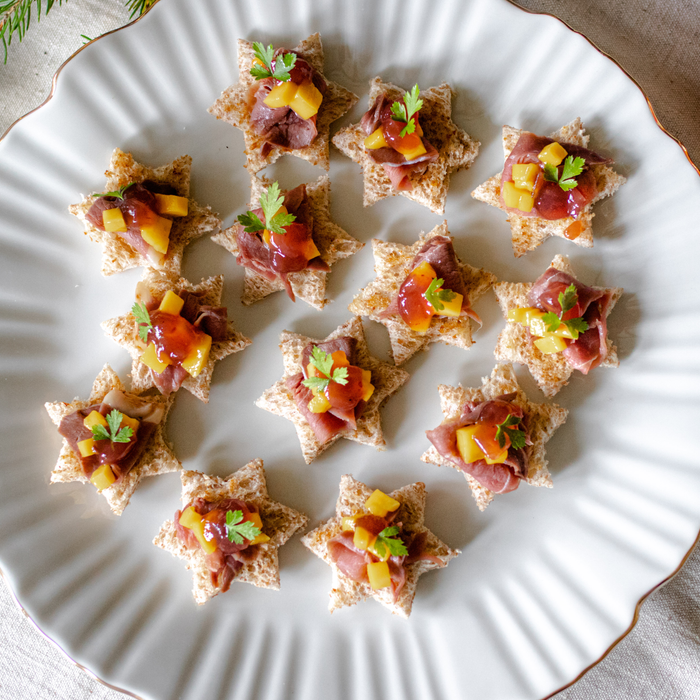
left=332, top=78, right=479, bottom=214
left=493, top=255, right=623, bottom=397
left=209, top=33, right=358, bottom=173
left=212, top=174, right=363, bottom=309
left=101, top=271, right=251, bottom=403
left=301, top=474, right=459, bottom=617
left=69, top=149, right=220, bottom=277
left=256, top=317, right=409, bottom=464
left=421, top=364, right=568, bottom=512
left=471, top=118, right=626, bottom=257
left=153, top=460, right=308, bottom=605
left=349, top=221, right=495, bottom=365
left=45, top=365, right=179, bottom=515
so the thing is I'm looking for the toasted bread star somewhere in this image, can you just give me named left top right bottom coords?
left=69, top=149, right=220, bottom=277
left=332, top=77, right=479, bottom=214
left=471, top=119, right=626, bottom=257
left=493, top=255, right=623, bottom=397
left=45, top=365, right=179, bottom=515
left=421, top=364, right=568, bottom=511
left=256, top=317, right=409, bottom=464
left=153, top=460, right=308, bottom=605
left=349, top=221, right=495, bottom=365
left=301, top=475, right=459, bottom=617
left=212, top=174, right=363, bottom=309
left=209, top=33, right=358, bottom=173
left=101, top=271, right=251, bottom=403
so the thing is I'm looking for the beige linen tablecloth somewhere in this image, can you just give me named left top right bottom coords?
left=1, top=1, right=698, bottom=698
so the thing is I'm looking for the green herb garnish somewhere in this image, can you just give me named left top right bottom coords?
left=131, top=301, right=153, bottom=342
left=424, top=277, right=456, bottom=312
left=390, top=84, right=423, bottom=138
left=301, top=346, right=349, bottom=392
left=237, top=182, right=297, bottom=236
left=543, top=155, right=585, bottom=192
left=372, top=526, right=409, bottom=559
left=92, top=181, right=135, bottom=200
left=225, top=510, right=262, bottom=545
left=495, top=413, right=526, bottom=451
left=250, top=42, right=296, bottom=81
left=541, top=284, right=589, bottom=340
left=91, top=409, right=134, bottom=444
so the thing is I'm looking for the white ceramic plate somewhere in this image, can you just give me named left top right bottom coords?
left=1, top=0, right=699, bottom=698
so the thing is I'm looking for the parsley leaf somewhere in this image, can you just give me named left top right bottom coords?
left=542, top=311, right=563, bottom=333
left=390, top=84, right=423, bottom=138
left=131, top=301, right=153, bottom=342
left=237, top=182, right=296, bottom=237
left=495, top=413, right=526, bottom=451
left=250, top=42, right=296, bottom=81
left=423, top=277, right=456, bottom=312
left=92, top=181, right=135, bottom=200
left=539, top=284, right=589, bottom=340
left=301, top=346, right=349, bottom=392
left=91, top=409, right=134, bottom=444
left=543, top=155, right=585, bottom=192
left=225, top=510, right=262, bottom=545
left=372, top=526, right=409, bottom=559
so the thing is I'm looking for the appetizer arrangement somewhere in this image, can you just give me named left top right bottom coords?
left=302, top=475, right=459, bottom=617
left=52, top=31, right=629, bottom=613
left=69, top=149, right=220, bottom=276
left=255, top=317, right=409, bottom=464
left=209, top=34, right=358, bottom=173
left=45, top=365, right=179, bottom=515
left=102, top=271, right=251, bottom=403
left=422, top=364, right=567, bottom=511
left=493, top=255, right=623, bottom=397
left=472, top=119, right=625, bottom=256
left=213, top=176, right=362, bottom=308
left=333, top=78, right=479, bottom=214
left=349, top=221, right=495, bottom=365
left=154, top=460, right=308, bottom=604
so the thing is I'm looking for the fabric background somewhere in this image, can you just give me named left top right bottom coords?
left=0, top=0, right=698, bottom=698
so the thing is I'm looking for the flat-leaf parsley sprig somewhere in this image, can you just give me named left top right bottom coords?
left=302, top=346, right=349, bottom=392
left=91, top=410, right=134, bottom=444
left=131, top=301, right=154, bottom=342
left=92, top=181, right=135, bottom=200
left=390, top=84, right=423, bottom=138
left=372, top=526, right=408, bottom=559
left=543, top=155, right=585, bottom=192
left=250, top=42, right=296, bottom=81
left=542, top=284, right=589, bottom=339
left=237, top=182, right=296, bottom=236
left=424, top=277, right=456, bottom=313
left=495, top=414, right=526, bottom=450
left=225, top=510, right=262, bottom=544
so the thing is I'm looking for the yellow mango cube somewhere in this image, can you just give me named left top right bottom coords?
left=353, top=526, right=374, bottom=552
left=119, top=413, right=140, bottom=433
left=90, top=464, right=116, bottom=491
left=365, top=489, right=400, bottom=517
left=551, top=324, right=574, bottom=339
left=534, top=334, right=568, bottom=354
left=368, top=539, right=391, bottom=562
left=264, top=80, right=298, bottom=108
left=361, top=369, right=375, bottom=403
left=341, top=515, right=358, bottom=532
left=178, top=506, right=217, bottom=554
left=77, top=438, right=96, bottom=457
left=83, top=410, right=108, bottom=431
left=507, top=307, right=543, bottom=325
left=438, top=291, right=463, bottom=318
left=528, top=315, right=549, bottom=338
left=484, top=448, right=509, bottom=465
left=102, top=207, right=127, bottom=232
left=302, top=237, right=321, bottom=261
left=289, top=81, right=323, bottom=119
left=364, top=127, right=388, bottom=150
left=140, top=342, right=170, bottom=374
left=408, top=314, right=432, bottom=334
left=512, top=163, right=540, bottom=193
left=502, top=181, right=535, bottom=212
left=455, top=425, right=485, bottom=464
left=367, top=561, right=391, bottom=590
left=538, top=142, right=568, bottom=166
left=247, top=512, right=270, bottom=545
left=140, top=216, right=172, bottom=255
left=158, top=290, right=184, bottom=315
left=250, top=532, right=271, bottom=545
left=395, top=139, right=427, bottom=161
left=181, top=333, right=212, bottom=378
left=308, top=390, right=331, bottom=414
left=154, top=193, right=188, bottom=217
